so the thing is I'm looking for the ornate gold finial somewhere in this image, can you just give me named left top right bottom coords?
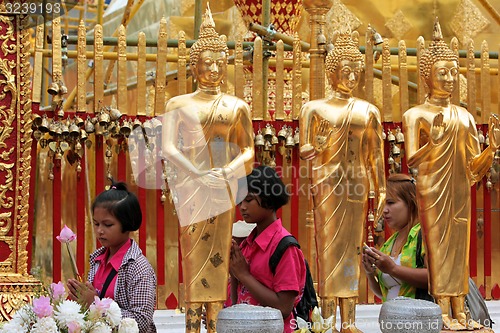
left=432, top=17, right=443, bottom=41
left=419, top=17, right=458, bottom=81
left=189, top=2, right=229, bottom=67
left=325, top=29, right=364, bottom=73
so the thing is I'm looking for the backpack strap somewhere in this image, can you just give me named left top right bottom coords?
left=416, top=228, right=424, bottom=268
left=269, top=235, right=300, bottom=275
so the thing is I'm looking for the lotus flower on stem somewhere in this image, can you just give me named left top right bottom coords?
left=57, top=225, right=82, bottom=281
left=293, top=306, right=335, bottom=333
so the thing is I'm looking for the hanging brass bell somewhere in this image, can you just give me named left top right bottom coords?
left=47, top=81, right=60, bottom=95
left=120, top=120, right=132, bottom=138
left=108, top=107, right=122, bottom=121
left=294, top=128, right=300, bottom=145
left=98, top=110, right=110, bottom=126
left=143, top=119, right=154, bottom=136
left=38, top=115, right=50, bottom=133
left=48, top=120, right=59, bottom=137
left=84, top=117, right=95, bottom=133
left=263, top=123, right=274, bottom=139
left=254, top=131, right=265, bottom=147
left=392, top=144, right=400, bottom=156
left=285, top=134, right=295, bottom=148
left=80, top=129, right=88, bottom=141
left=60, top=120, right=70, bottom=137
left=387, top=131, right=396, bottom=143
left=271, top=135, right=279, bottom=145
left=32, top=113, right=42, bottom=127
left=59, top=84, right=68, bottom=95
left=95, top=123, right=104, bottom=136
left=152, top=117, right=162, bottom=135
left=133, top=118, right=142, bottom=129
left=277, top=125, right=288, bottom=140
left=395, top=127, right=404, bottom=143
left=74, top=115, right=85, bottom=127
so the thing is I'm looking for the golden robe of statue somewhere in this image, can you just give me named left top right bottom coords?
left=299, top=30, right=385, bottom=333
left=161, top=6, right=254, bottom=333
left=402, top=19, right=500, bottom=331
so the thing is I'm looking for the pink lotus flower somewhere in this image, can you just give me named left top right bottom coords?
left=33, top=296, right=53, bottom=318
left=51, top=281, right=66, bottom=301
left=90, top=296, right=113, bottom=314
left=57, top=225, right=77, bottom=243
left=67, top=321, right=82, bottom=333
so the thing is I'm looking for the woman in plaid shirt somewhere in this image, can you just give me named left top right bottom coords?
left=67, top=181, right=157, bottom=332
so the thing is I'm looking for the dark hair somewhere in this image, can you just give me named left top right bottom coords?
left=387, top=173, right=418, bottom=228
left=244, top=165, right=290, bottom=211
left=91, top=180, right=142, bottom=232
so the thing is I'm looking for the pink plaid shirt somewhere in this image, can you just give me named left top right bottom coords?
left=88, top=239, right=157, bottom=333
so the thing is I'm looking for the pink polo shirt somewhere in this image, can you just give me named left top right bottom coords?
left=93, top=239, right=132, bottom=299
left=237, top=219, right=306, bottom=333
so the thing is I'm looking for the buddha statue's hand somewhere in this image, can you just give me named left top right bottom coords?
left=199, top=168, right=228, bottom=189
left=488, top=113, right=500, bottom=150
left=314, top=119, right=333, bottom=153
left=430, top=112, right=446, bottom=145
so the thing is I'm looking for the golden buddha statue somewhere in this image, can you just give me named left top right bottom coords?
left=299, top=30, right=386, bottom=333
left=402, top=19, right=500, bottom=331
left=161, top=5, right=254, bottom=333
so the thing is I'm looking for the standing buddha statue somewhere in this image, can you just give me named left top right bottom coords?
left=161, top=5, right=255, bottom=333
left=299, top=30, right=386, bottom=333
left=402, top=18, right=500, bottom=331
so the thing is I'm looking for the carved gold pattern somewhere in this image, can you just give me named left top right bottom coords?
left=450, top=37, right=460, bottom=105
left=398, top=40, right=409, bottom=121
left=480, top=40, right=490, bottom=123
left=94, top=24, right=104, bottom=110
left=32, top=16, right=44, bottom=104
left=275, top=40, right=285, bottom=120
left=382, top=38, right=392, bottom=122
left=136, top=32, right=146, bottom=116
left=0, top=13, right=40, bottom=321
left=0, top=17, right=16, bottom=280
left=466, top=40, right=478, bottom=120
left=385, top=10, right=412, bottom=40
left=155, top=18, right=168, bottom=117
left=292, top=33, right=302, bottom=120
left=117, top=25, right=127, bottom=116
left=252, top=36, right=263, bottom=120
left=77, top=20, right=87, bottom=113
left=450, top=0, right=489, bottom=45
left=234, top=36, right=244, bottom=100
left=177, top=31, right=187, bottom=96
left=325, top=0, right=361, bottom=34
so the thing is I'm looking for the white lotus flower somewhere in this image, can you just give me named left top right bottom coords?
left=118, top=318, right=139, bottom=333
left=31, top=317, right=58, bottom=333
left=54, top=300, right=86, bottom=329
left=104, top=301, right=122, bottom=327
left=89, top=321, right=112, bottom=333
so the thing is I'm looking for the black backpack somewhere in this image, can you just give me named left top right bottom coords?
left=269, top=235, right=318, bottom=322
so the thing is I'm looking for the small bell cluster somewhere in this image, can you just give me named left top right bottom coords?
left=254, top=123, right=299, bottom=167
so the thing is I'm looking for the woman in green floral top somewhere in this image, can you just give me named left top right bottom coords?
left=362, top=173, right=429, bottom=301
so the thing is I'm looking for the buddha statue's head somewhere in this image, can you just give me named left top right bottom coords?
left=326, top=30, right=364, bottom=94
left=420, top=18, right=459, bottom=97
left=190, top=4, right=229, bottom=88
